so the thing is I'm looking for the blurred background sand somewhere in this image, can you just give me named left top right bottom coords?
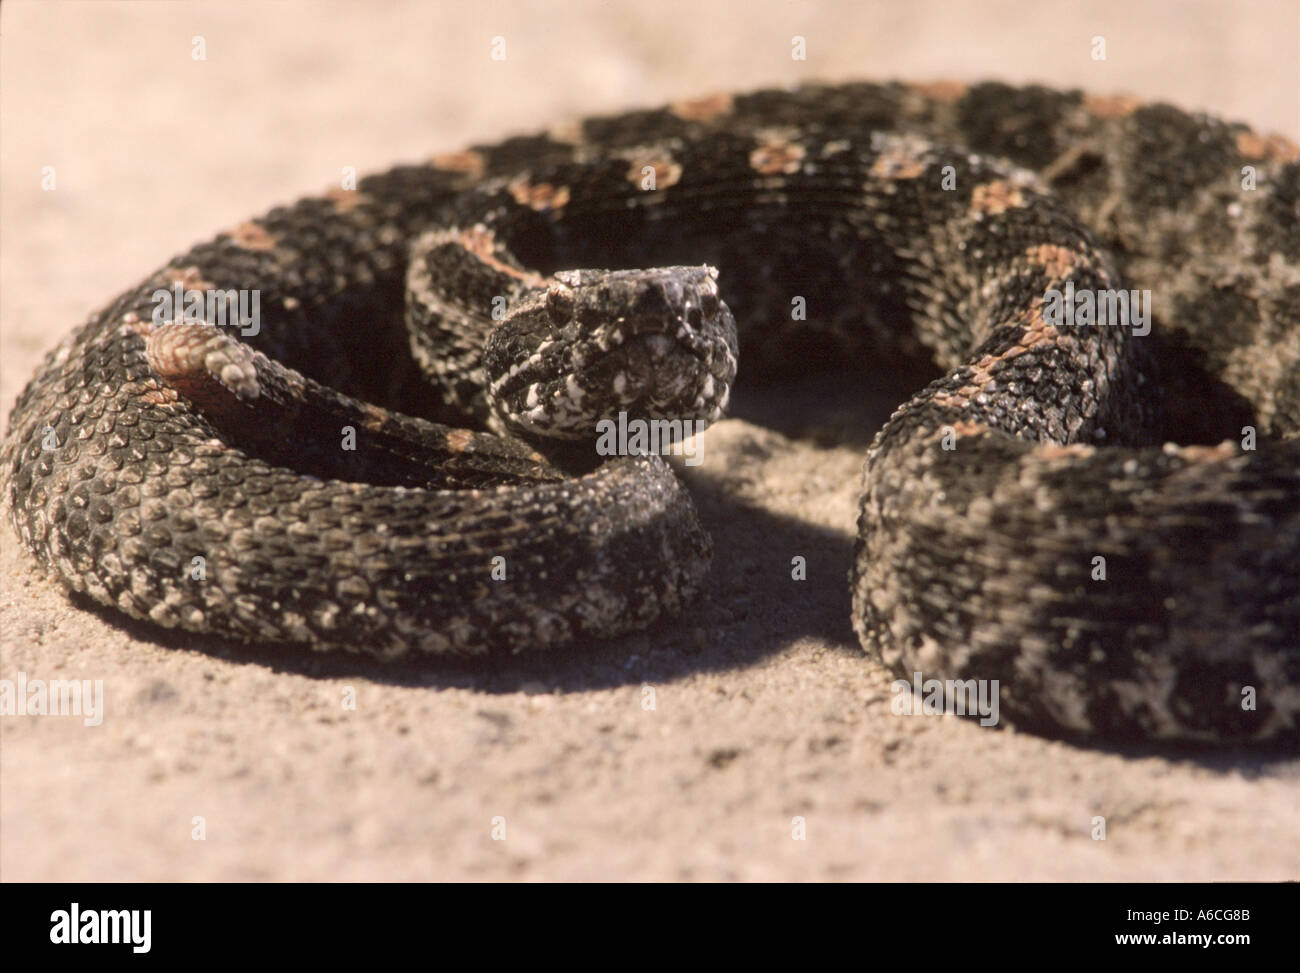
left=2, top=0, right=1297, bottom=881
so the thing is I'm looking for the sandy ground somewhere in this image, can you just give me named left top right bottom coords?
left=1, top=0, right=1297, bottom=882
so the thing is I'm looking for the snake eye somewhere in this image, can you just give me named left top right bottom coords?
left=699, top=288, right=720, bottom=319
left=546, top=283, right=575, bottom=324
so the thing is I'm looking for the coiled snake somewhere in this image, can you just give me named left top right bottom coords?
left=4, top=82, right=1298, bottom=744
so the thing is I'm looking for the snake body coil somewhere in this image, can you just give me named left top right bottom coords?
left=4, top=82, right=1298, bottom=744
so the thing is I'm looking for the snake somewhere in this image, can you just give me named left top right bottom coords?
left=3, top=81, right=1298, bottom=745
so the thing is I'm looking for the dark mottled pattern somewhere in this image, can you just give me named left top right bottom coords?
left=3, top=82, right=1297, bottom=743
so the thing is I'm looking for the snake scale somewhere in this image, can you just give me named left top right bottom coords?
left=4, top=81, right=1298, bottom=745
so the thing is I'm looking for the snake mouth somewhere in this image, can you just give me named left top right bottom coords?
left=489, top=320, right=737, bottom=442
left=583, top=310, right=739, bottom=418
left=597, top=323, right=735, bottom=381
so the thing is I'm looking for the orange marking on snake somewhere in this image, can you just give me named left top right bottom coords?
left=1016, top=304, right=1061, bottom=346
left=509, top=178, right=571, bottom=212
left=357, top=403, right=390, bottom=434
left=869, top=141, right=928, bottom=180
left=970, top=180, right=1025, bottom=216
left=931, top=391, right=967, bottom=408
left=750, top=133, right=806, bottom=176
left=457, top=226, right=547, bottom=287
left=1025, top=244, right=1078, bottom=281
left=430, top=149, right=488, bottom=180
left=326, top=188, right=374, bottom=213
left=1082, top=93, right=1143, bottom=119
left=164, top=266, right=217, bottom=292
left=933, top=358, right=996, bottom=409
left=1235, top=131, right=1300, bottom=164
left=545, top=120, right=585, bottom=146
left=445, top=429, right=475, bottom=453
left=138, top=381, right=181, bottom=406
left=933, top=304, right=1064, bottom=408
left=908, top=80, right=969, bottom=103
left=1170, top=442, right=1239, bottom=462
left=1039, top=443, right=1096, bottom=459
left=228, top=220, right=278, bottom=251
left=670, top=93, right=734, bottom=123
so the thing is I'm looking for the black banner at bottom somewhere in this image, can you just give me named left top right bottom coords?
left=5, top=881, right=1293, bottom=958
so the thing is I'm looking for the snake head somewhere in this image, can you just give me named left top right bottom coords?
left=484, top=265, right=739, bottom=442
